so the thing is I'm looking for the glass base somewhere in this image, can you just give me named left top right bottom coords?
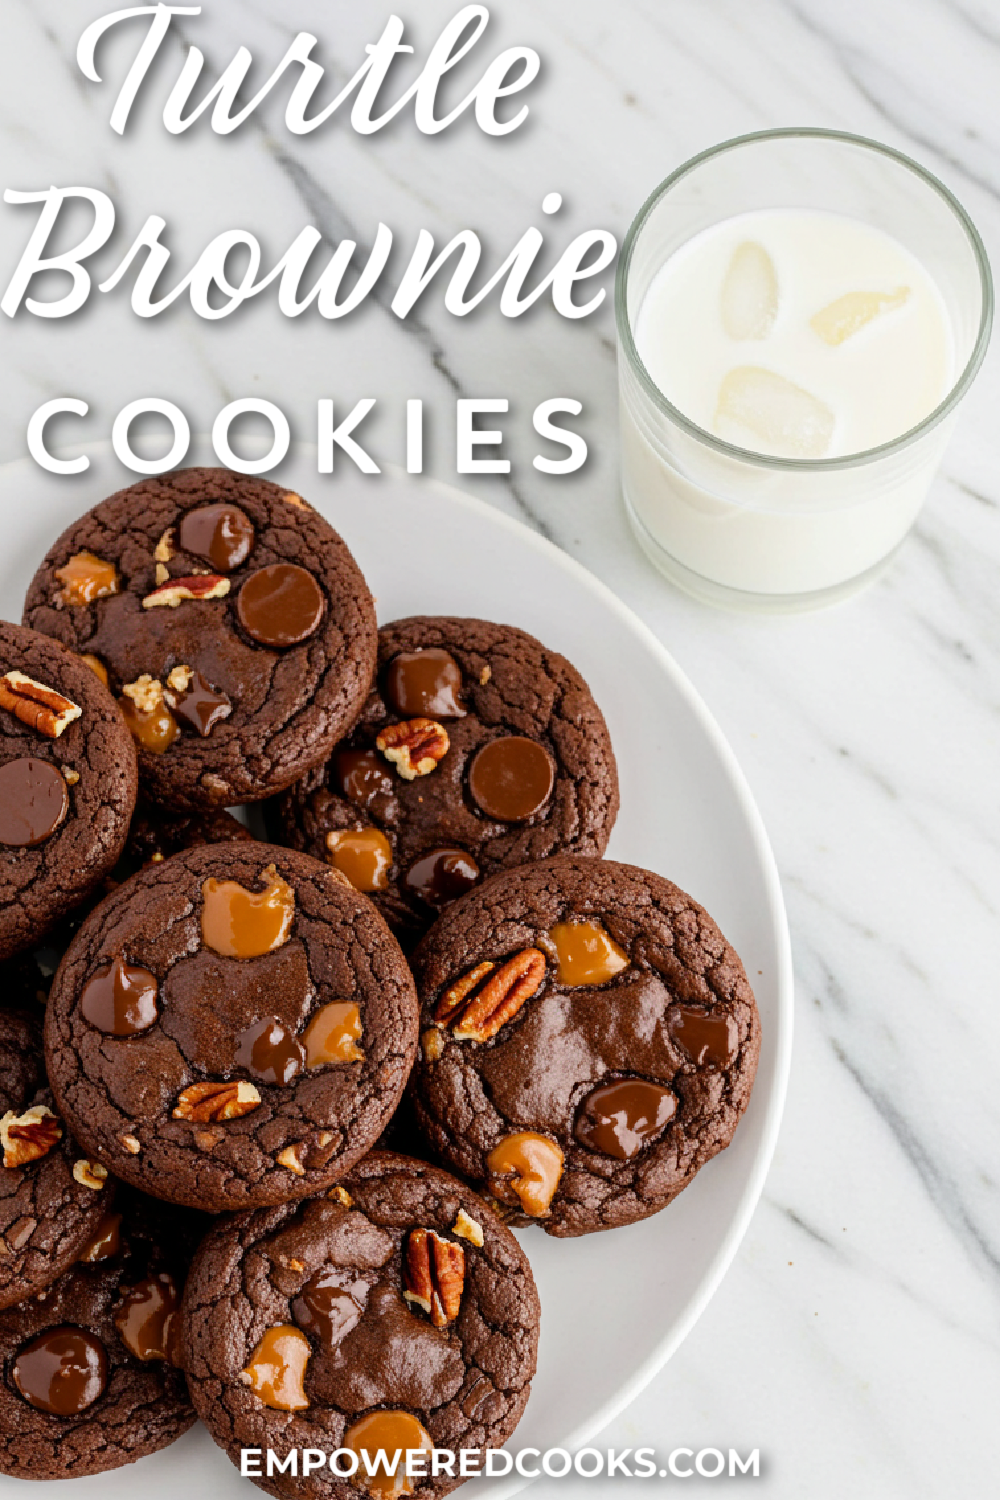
left=622, top=491, right=899, bottom=614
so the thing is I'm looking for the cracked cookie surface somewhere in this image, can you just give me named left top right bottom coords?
left=183, top=1151, right=540, bottom=1500
left=274, top=616, right=619, bottom=950
left=0, top=622, right=137, bottom=959
left=409, top=856, right=761, bottom=1237
left=44, top=844, right=419, bottom=1213
left=0, top=1183, right=202, bottom=1478
left=0, top=1008, right=115, bottom=1309
left=22, top=468, right=377, bottom=811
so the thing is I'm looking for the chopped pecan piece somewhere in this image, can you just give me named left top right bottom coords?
left=276, top=1143, right=306, bottom=1175
left=435, top=949, right=545, bottom=1043
left=172, top=1080, right=260, bottom=1122
left=1, top=1105, right=62, bottom=1168
left=375, top=718, right=449, bottom=779
left=451, top=1209, right=484, bottom=1247
left=120, top=1134, right=141, bottom=1155
left=403, top=1228, right=465, bottom=1327
left=329, top=1185, right=353, bottom=1207
left=165, top=665, right=193, bottom=693
left=421, top=1027, right=445, bottom=1062
left=154, top=528, right=176, bottom=563
left=142, top=574, right=230, bottom=609
left=61, top=766, right=80, bottom=785
left=73, top=1159, right=109, bottom=1190
left=0, top=672, right=82, bottom=738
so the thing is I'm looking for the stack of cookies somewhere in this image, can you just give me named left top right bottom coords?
left=0, top=469, right=761, bottom=1496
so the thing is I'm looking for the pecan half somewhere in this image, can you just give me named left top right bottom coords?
left=0, top=672, right=82, bottom=738
left=435, top=949, right=545, bottom=1043
left=403, top=1228, right=465, bottom=1328
left=375, top=718, right=449, bottom=779
left=0, top=1105, right=62, bottom=1168
left=142, top=575, right=230, bottom=609
left=172, top=1080, right=261, bottom=1122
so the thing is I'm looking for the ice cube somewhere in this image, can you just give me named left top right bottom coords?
left=810, top=286, right=910, bottom=346
left=714, top=366, right=836, bottom=459
left=721, top=241, right=779, bottom=340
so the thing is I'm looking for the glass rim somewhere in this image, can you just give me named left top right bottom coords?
left=614, top=127, right=994, bottom=472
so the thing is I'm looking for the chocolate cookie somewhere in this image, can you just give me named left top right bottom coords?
left=22, top=468, right=377, bottom=811
left=183, top=1151, right=540, bottom=1499
left=0, top=1184, right=201, bottom=1478
left=0, top=621, right=137, bottom=959
left=1, top=1007, right=115, bottom=1311
left=44, top=844, right=419, bottom=1212
left=125, top=798, right=254, bottom=868
left=409, top=857, right=761, bottom=1238
left=275, top=617, right=619, bottom=949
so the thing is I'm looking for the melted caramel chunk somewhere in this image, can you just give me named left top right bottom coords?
left=548, top=920, right=629, bottom=986
left=302, top=1002, right=364, bottom=1066
left=76, top=1210, right=122, bottom=1264
left=79, top=653, right=109, bottom=687
left=201, top=865, right=295, bottom=957
left=344, top=1411, right=433, bottom=1498
left=119, top=679, right=179, bottom=755
left=55, top=552, right=119, bottom=606
left=240, top=1325, right=311, bottom=1411
left=114, top=1272, right=182, bottom=1363
left=325, top=828, right=392, bottom=892
left=486, top=1132, right=563, bottom=1217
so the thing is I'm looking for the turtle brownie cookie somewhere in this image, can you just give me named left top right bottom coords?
left=0, top=621, right=137, bottom=960
left=275, top=617, right=619, bottom=949
left=0, top=1184, right=202, bottom=1479
left=183, top=1151, right=540, bottom=1500
left=409, top=857, right=761, bottom=1238
left=0, top=1007, right=114, bottom=1311
left=44, top=844, right=419, bottom=1213
left=22, top=468, right=377, bottom=811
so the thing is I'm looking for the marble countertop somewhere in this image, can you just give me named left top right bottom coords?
left=2, top=2, right=998, bottom=1495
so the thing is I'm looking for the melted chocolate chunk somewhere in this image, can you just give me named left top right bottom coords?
left=336, top=749, right=396, bottom=818
left=292, top=1268, right=366, bottom=1351
left=12, top=1325, right=108, bottom=1415
left=573, top=1079, right=676, bottom=1160
left=668, top=1006, right=739, bottom=1068
left=237, top=564, right=325, bottom=648
left=467, top=737, right=555, bottom=823
left=79, top=953, right=160, bottom=1036
left=385, top=648, right=466, bottom=719
left=0, top=758, right=68, bottom=847
left=403, top=848, right=479, bottom=907
left=235, top=1015, right=306, bottom=1085
left=114, top=1272, right=181, bottom=1363
left=169, top=671, right=232, bottom=737
left=178, top=503, right=255, bottom=572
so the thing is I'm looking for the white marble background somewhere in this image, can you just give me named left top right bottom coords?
left=2, top=1, right=999, bottom=1495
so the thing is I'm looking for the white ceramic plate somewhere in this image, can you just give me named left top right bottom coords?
left=0, top=443, right=793, bottom=1499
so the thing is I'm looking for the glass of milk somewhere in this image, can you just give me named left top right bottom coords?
left=616, top=129, right=993, bottom=609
